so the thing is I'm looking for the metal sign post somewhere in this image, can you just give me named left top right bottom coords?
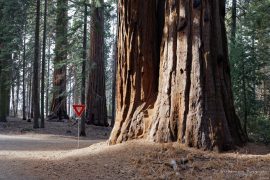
left=77, top=117, right=80, bottom=148
left=72, top=104, right=86, bottom=149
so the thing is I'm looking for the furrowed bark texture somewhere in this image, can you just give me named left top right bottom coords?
left=22, top=28, right=27, bottom=120
left=50, top=0, right=68, bottom=120
left=40, top=0, right=48, bottom=128
left=80, top=2, right=87, bottom=136
left=111, top=39, right=117, bottom=127
left=110, top=0, right=247, bottom=151
left=32, top=0, right=41, bottom=128
left=86, top=0, right=108, bottom=126
left=109, top=0, right=159, bottom=143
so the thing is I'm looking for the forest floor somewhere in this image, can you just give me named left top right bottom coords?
left=0, top=117, right=270, bottom=180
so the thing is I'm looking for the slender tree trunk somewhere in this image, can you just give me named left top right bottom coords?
left=40, top=0, right=48, bottom=128
left=68, top=71, right=71, bottom=116
left=110, top=0, right=247, bottom=151
left=231, top=0, right=237, bottom=43
left=0, top=54, right=10, bottom=122
left=0, top=84, right=9, bottom=122
left=50, top=0, right=68, bottom=120
left=0, top=20, right=13, bottom=121
left=86, top=0, right=108, bottom=126
left=263, top=80, right=268, bottom=115
left=111, top=2, right=118, bottom=128
left=80, top=2, right=87, bottom=136
left=22, top=25, right=27, bottom=120
left=0, top=87, right=8, bottom=122
left=15, top=68, right=20, bottom=117
left=11, top=76, right=15, bottom=116
left=73, top=68, right=80, bottom=104
left=111, top=39, right=117, bottom=127
left=11, top=55, right=15, bottom=117
left=6, top=86, right=10, bottom=117
left=242, top=58, right=248, bottom=136
left=46, top=36, right=51, bottom=117
left=32, top=0, right=41, bottom=128
left=28, top=69, right=32, bottom=120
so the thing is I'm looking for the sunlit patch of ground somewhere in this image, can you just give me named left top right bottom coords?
left=0, top=118, right=270, bottom=179
left=0, top=134, right=104, bottom=160
left=1, top=139, right=270, bottom=180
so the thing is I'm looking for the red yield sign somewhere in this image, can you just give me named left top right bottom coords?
left=72, top=104, right=86, bottom=118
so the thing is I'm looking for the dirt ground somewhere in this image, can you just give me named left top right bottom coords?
left=0, top=117, right=270, bottom=180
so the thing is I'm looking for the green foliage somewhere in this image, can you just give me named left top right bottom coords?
left=0, top=0, right=29, bottom=120
left=228, top=0, right=270, bottom=141
left=103, top=0, right=117, bottom=114
left=249, top=115, right=270, bottom=144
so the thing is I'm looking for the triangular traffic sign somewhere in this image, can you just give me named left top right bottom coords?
left=72, top=104, right=86, bottom=117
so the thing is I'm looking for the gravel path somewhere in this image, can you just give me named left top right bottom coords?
left=1, top=118, right=270, bottom=180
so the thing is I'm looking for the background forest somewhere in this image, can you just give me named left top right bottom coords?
left=0, top=0, right=269, bottom=143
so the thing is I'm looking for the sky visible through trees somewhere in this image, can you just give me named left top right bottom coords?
left=0, top=0, right=268, bottom=141
left=0, top=0, right=269, bottom=178
left=0, top=0, right=268, bottom=139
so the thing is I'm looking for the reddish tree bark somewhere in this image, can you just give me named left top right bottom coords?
left=40, top=0, right=48, bottom=128
left=80, top=1, right=87, bottom=136
left=86, top=0, right=108, bottom=126
left=50, top=0, right=68, bottom=120
left=32, top=0, right=41, bottom=128
left=109, top=0, right=160, bottom=142
left=110, top=0, right=247, bottom=151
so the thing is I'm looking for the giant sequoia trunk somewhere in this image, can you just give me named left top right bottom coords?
left=109, top=0, right=160, bottom=142
left=109, top=0, right=247, bottom=151
left=50, top=0, right=68, bottom=120
left=86, top=1, right=108, bottom=126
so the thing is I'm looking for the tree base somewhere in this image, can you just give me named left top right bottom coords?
left=80, top=131, right=86, bottom=137
left=109, top=0, right=248, bottom=152
left=33, top=124, right=39, bottom=129
left=86, top=120, right=109, bottom=127
left=47, top=113, right=69, bottom=122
